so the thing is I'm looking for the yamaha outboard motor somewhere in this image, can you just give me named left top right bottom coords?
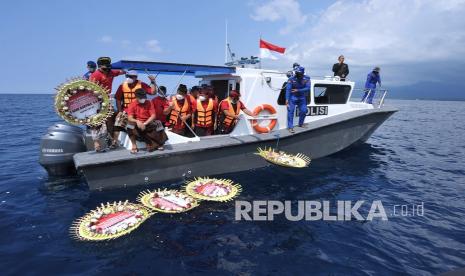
left=39, top=123, right=86, bottom=176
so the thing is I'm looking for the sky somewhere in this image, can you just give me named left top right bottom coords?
left=1, top=0, right=465, bottom=95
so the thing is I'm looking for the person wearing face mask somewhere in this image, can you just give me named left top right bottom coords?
left=286, top=66, right=311, bottom=133
left=88, top=57, right=126, bottom=152
left=193, top=89, right=218, bottom=136
left=152, top=86, right=169, bottom=126
left=217, top=90, right=255, bottom=135
left=164, top=84, right=193, bottom=136
left=127, top=89, right=168, bottom=153
left=111, top=70, right=157, bottom=148
left=83, top=61, right=96, bottom=80
left=362, top=67, right=382, bottom=104
left=89, top=57, right=126, bottom=93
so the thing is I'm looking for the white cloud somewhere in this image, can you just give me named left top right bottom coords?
left=250, top=0, right=308, bottom=34
left=146, top=39, right=162, bottom=53
left=253, top=0, right=465, bottom=85
left=99, top=35, right=113, bottom=43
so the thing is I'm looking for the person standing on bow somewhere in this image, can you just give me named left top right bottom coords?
left=112, top=70, right=157, bottom=148
left=164, top=84, right=194, bottom=137
left=216, top=90, right=255, bottom=135
left=286, top=66, right=310, bottom=133
left=332, top=55, right=349, bottom=81
left=83, top=61, right=96, bottom=80
left=362, top=67, right=382, bottom=104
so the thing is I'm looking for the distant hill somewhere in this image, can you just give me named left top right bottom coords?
left=386, top=81, right=465, bottom=101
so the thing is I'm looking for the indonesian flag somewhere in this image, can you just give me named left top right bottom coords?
left=259, top=39, right=286, bottom=60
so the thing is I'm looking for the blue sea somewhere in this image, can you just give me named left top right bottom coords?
left=0, top=94, right=465, bottom=275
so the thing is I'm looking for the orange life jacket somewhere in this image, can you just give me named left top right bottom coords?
left=121, top=81, right=142, bottom=108
left=169, top=97, right=190, bottom=128
left=220, top=97, right=241, bottom=127
left=195, top=98, right=214, bottom=127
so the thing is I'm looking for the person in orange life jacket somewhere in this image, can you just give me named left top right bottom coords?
left=193, top=89, right=218, bottom=136
left=189, top=86, right=200, bottom=105
left=88, top=57, right=126, bottom=152
left=164, top=84, right=194, bottom=136
left=111, top=70, right=157, bottom=148
left=127, top=89, right=168, bottom=153
left=217, top=90, right=255, bottom=135
left=151, top=86, right=169, bottom=126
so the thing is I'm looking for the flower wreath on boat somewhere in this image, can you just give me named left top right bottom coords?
left=55, top=78, right=113, bottom=127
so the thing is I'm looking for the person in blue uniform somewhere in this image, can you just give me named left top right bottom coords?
left=83, top=61, right=96, bottom=80
left=362, top=67, right=381, bottom=104
left=286, top=66, right=310, bottom=133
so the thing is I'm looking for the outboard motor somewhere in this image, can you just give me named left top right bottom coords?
left=39, top=123, right=86, bottom=176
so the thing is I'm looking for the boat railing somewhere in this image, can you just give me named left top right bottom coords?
left=352, top=88, right=389, bottom=108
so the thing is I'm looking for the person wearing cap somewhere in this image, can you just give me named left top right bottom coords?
left=89, top=57, right=126, bottom=93
left=151, top=86, right=169, bottom=126
left=193, top=89, right=218, bottom=136
left=362, top=67, right=382, bottom=104
left=332, top=55, right=349, bottom=81
left=127, top=88, right=168, bottom=153
left=286, top=66, right=311, bottom=133
left=217, top=90, right=255, bottom=135
left=164, top=84, right=194, bottom=136
left=111, top=70, right=157, bottom=148
left=84, top=61, right=96, bottom=80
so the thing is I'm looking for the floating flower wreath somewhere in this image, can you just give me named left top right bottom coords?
left=184, top=177, right=242, bottom=202
left=138, top=189, right=199, bottom=213
left=55, top=78, right=113, bottom=127
left=70, top=201, right=153, bottom=241
left=255, top=147, right=311, bottom=168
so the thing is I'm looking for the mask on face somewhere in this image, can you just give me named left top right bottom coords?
left=199, top=95, right=207, bottom=101
left=89, top=68, right=96, bottom=73
left=176, top=94, right=184, bottom=100
left=126, top=78, right=134, bottom=84
left=231, top=99, right=238, bottom=104
left=138, top=98, right=146, bottom=104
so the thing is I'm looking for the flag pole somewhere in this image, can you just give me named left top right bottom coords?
left=259, top=34, right=262, bottom=69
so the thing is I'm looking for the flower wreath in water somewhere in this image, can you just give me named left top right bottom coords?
left=70, top=201, right=153, bottom=241
left=138, top=189, right=199, bottom=213
left=184, top=177, right=242, bottom=202
left=55, top=78, right=113, bottom=127
left=255, top=147, right=311, bottom=168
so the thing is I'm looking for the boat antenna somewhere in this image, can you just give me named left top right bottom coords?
left=225, top=19, right=228, bottom=63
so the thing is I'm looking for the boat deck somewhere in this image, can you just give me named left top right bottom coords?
left=74, top=107, right=397, bottom=168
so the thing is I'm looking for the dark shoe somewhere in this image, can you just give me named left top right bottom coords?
left=288, top=128, right=295, bottom=133
left=299, top=123, right=308, bottom=128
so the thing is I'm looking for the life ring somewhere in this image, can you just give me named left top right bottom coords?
left=251, top=104, right=277, bottom=133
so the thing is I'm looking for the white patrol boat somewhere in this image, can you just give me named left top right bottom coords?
left=39, top=60, right=397, bottom=190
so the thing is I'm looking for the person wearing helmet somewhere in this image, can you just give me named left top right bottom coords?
left=84, top=61, right=96, bottom=80
left=286, top=66, right=311, bottom=133
left=111, top=70, right=157, bottom=149
left=216, top=90, right=255, bottom=135
left=362, top=67, right=382, bottom=104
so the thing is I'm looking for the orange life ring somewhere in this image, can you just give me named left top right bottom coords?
left=251, top=104, right=277, bottom=133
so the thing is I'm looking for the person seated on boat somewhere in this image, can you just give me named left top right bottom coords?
left=362, top=67, right=381, bottom=104
left=89, top=57, right=126, bottom=152
left=83, top=61, right=96, bottom=80
left=112, top=70, right=157, bottom=149
left=216, top=90, right=255, bottom=135
left=127, top=88, right=168, bottom=153
left=332, top=55, right=349, bottom=81
left=286, top=66, right=310, bottom=133
left=164, top=84, right=194, bottom=137
left=193, top=89, right=218, bottom=136
left=151, top=86, right=169, bottom=126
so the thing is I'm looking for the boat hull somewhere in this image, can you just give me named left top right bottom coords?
left=74, top=107, right=396, bottom=190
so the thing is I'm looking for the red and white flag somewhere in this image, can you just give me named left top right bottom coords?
left=259, top=39, right=286, bottom=60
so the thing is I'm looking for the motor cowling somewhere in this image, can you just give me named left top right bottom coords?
left=39, top=124, right=86, bottom=176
